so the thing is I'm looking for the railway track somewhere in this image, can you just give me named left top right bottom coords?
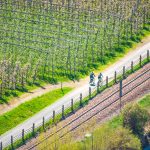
left=19, top=63, right=150, bottom=150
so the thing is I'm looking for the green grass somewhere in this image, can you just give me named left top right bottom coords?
left=0, top=87, right=72, bottom=135
left=0, top=81, right=46, bottom=104
left=139, top=94, right=150, bottom=109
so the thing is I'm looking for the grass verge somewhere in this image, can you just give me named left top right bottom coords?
left=0, top=87, right=72, bottom=135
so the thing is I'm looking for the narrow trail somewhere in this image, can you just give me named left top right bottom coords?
left=0, top=36, right=150, bottom=115
left=19, top=62, right=150, bottom=150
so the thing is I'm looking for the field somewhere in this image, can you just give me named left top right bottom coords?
left=0, top=0, right=150, bottom=99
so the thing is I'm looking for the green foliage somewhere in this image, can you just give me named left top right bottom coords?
left=108, top=127, right=141, bottom=150
left=0, top=87, right=72, bottom=135
left=0, top=0, right=149, bottom=99
left=59, top=126, right=141, bottom=150
left=122, top=103, right=150, bottom=136
left=139, top=95, right=150, bottom=109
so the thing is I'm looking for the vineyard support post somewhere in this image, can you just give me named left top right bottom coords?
left=80, top=93, right=83, bottom=107
left=119, top=80, right=123, bottom=112
left=43, top=117, right=45, bottom=131
left=22, top=129, right=25, bottom=144
left=131, top=61, right=134, bottom=73
left=106, top=76, right=108, bottom=88
left=123, top=66, right=126, bottom=79
left=11, top=135, right=14, bottom=150
left=147, top=50, right=149, bottom=62
left=0, top=142, right=2, bottom=150
left=53, top=110, right=55, bottom=123
left=114, top=71, right=117, bottom=83
left=32, top=123, right=35, bottom=137
left=89, top=87, right=91, bottom=100
left=139, top=55, right=142, bottom=67
left=71, top=99, right=74, bottom=113
left=62, top=105, right=65, bottom=119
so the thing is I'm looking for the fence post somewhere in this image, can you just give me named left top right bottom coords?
left=131, top=61, right=134, bottom=73
left=62, top=105, right=65, bottom=119
left=106, top=76, right=108, bottom=88
left=71, top=99, right=74, bottom=113
left=32, top=123, right=35, bottom=137
left=43, top=117, right=45, bottom=131
left=97, top=81, right=99, bottom=93
left=114, top=71, right=117, bottom=83
left=11, top=135, right=14, bottom=150
left=123, top=66, right=126, bottom=79
left=89, top=87, right=91, bottom=100
left=0, top=142, right=2, bottom=150
left=139, top=55, right=142, bottom=67
left=22, top=129, right=25, bottom=144
left=53, top=110, right=55, bottom=123
left=80, top=93, right=83, bottom=107
left=147, top=50, right=149, bottom=62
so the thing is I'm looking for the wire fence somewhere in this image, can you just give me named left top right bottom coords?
left=0, top=50, right=149, bottom=150
left=28, top=52, right=150, bottom=150
left=37, top=67, right=150, bottom=150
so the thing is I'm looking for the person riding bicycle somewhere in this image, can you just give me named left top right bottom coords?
left=98, top=72, right=103, bottom=82
left=90, top=72, right=95, bottom=83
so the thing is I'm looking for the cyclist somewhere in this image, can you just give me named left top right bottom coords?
left=90, top=72, right=95, bottom=84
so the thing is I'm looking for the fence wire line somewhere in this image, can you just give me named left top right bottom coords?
left=28, top=61, right=150, bottom=150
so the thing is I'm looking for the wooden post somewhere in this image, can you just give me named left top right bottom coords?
left=80, top=93, right=82, bottom=107
left=62, top=105, right=65, bottom=119
left=11, top=135, right=14, bottom=150
left=32, top=123, right=35, bottom=137
left=139, top=55, right=142, bottom=67
left=0, top=142, right=2, bottom=150
left=71, top=99, right=74, bottom=113
left=22, top=129, right=25, bottom=144
left=97, top=81, right=99, bottom=93
left=106, top=76, right=108, bottom=88
left=114, top=71, right=117, bottom=83
left=89, top=87, right=91, bottom=100
left=43, top=117, right=45, bottom=130
left=147, top=50, right=149, bottom=62
left=131, top=61, right=134, bottom=73
left=53, top=110, right=55, bottom=123
left=123, top=66, right=126, bottom=79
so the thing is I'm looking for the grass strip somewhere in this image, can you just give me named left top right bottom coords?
left=0, top=87, right=72, bottom=135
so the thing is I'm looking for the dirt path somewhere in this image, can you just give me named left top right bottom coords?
left=0, top=36, right=150, bottom=115
left=18, top=62, right=150, bottom=150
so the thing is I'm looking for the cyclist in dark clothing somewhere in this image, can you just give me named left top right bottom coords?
left=90, top=72, right=95, bottom=84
